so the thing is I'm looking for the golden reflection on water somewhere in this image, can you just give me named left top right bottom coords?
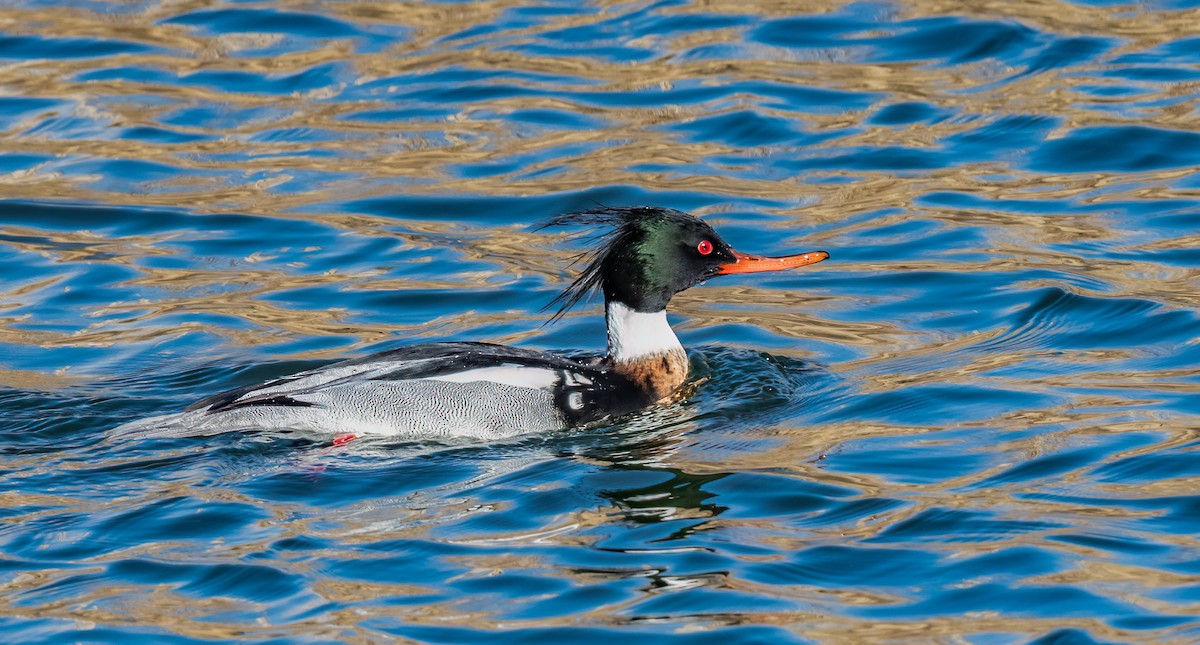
left=3, top=1, right=1200, bottom=640
left=3, top=0, right=1198, bottom=215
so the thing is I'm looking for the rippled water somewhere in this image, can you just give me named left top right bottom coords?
left=2, top=0, right=1200, bottom=642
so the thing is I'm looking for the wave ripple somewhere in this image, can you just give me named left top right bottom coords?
left=1, top=0, right=1199, bottom=642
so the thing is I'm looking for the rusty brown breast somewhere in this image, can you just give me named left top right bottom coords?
left=610, top=348, right=689, bottom=402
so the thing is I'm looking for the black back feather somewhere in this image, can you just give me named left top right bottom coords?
left=536, top=206, right=687, bottom=322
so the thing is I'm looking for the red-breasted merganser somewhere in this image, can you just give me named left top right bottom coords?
left=114, top=206, right=828, bottom=440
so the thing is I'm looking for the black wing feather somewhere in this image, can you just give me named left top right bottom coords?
left=186, top=375, right=306, bottom=412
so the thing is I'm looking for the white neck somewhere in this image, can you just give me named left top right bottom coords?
left=605, top=300, right=684, bottom=363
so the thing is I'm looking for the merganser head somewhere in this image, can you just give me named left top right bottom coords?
left=543, top=206, right=829, bottom=318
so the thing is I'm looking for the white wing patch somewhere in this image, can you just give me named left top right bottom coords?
left=566, top=391, right=585, bottom=410
left=423, top=365, right=560, bottom=390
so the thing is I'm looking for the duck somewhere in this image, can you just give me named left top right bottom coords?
left=113, top=206, right=828, bottom=441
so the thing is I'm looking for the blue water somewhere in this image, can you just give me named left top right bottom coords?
left=2, top=1, right=1200, bottom=642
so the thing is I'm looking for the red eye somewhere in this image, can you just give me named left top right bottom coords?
left=697, top=240, right=713, bottom=256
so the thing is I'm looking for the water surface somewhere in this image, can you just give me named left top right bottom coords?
left=2, top=0, right=1200, bottom=642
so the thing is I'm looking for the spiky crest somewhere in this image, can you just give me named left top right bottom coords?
left=537, top=206, right=688, bottom=322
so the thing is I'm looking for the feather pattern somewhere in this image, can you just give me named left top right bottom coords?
left=538, top=206, right=691, bottom=321
left=112, top=342, right=652, bottom=439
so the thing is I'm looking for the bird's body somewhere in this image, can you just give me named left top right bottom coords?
left=113, top=207, right=827, bottom=441
left=122, top=342, right=649, bottom=439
